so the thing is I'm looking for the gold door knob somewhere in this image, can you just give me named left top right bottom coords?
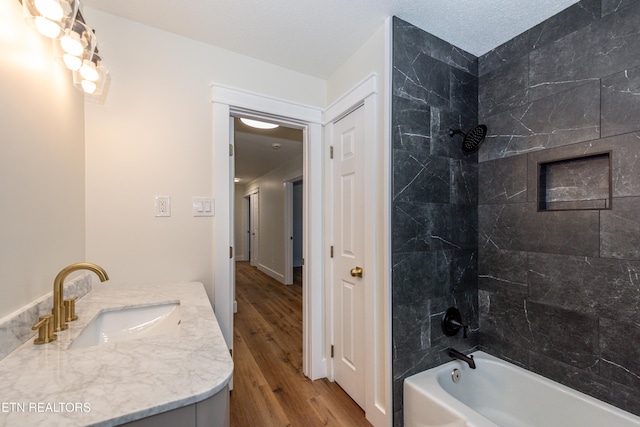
left=350, top=266, right=363, bottom=278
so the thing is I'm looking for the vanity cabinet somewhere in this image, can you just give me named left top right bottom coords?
left=120, top=385, right=229, bottom=427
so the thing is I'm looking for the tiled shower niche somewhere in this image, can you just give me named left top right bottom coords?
left=538, top=152, right=612, bottom=211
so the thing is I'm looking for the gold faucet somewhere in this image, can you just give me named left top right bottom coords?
left=52, top=262, right=109, bottom=332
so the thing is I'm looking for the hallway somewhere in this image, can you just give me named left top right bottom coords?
left=231, top=261, right=372, bottom=426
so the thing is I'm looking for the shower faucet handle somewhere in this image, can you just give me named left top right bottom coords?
left=442, top=307, right=469, bottom=339
left=450, top=319, right=469, bottom=338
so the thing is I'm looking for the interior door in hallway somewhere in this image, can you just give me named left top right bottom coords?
left=249, top=189, right=259, bottom=267
left=332, top=105, right=365, bottom=409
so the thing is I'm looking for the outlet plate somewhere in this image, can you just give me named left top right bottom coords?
left=155, top=196, right=171, bottom=217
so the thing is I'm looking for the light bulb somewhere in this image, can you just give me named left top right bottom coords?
left=63, top=53, right=82, bottom=70
left=34, top=0, right=63, bottom=21
left=81, top=80, right=97, bottom=94
left=60, top=32, right=83, bottom=56
left=34, top=16, right=61, bottom=38
left=80, top=60, right=99, bottom=81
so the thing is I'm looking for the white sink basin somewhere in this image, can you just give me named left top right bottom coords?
left=69, top=302, right=181, bottom=349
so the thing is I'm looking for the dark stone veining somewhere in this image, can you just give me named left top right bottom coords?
left=600, top=196, right=640, bottom=259
left=601, top=0, right=639, bottom=16
left=602, top=65, right=640, bottom=138
left=478, top=1, right=640, bottom=417
left=478, top=155, right=528, bottom=204
left=392, top=2, right=640, bottom=422
left=391, top=17, right=478, bottom=426
left=529, top=1, right=640, bottom=100
left=482, top=81, right=601, bottom=162
left=478, top=0, right=601, bottom=76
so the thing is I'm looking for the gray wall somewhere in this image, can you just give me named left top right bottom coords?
left=478, top=0, right=640, bottom=416
left=391, top=17, right=479, bottom=426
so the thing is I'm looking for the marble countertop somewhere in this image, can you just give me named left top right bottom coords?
left=0, top=282, right=233, bottom=427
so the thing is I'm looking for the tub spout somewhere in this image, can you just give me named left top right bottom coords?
left=447, top=348, right=476, bottom=369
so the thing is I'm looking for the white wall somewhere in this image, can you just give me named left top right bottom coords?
left=82, top=9, right=326, bottom=302
left=0, top=1, right=85, bottom=319
left=243, top=155, right=303, bottom=282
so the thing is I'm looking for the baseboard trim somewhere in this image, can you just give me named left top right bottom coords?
left=257, top=264, right=285, bottom=284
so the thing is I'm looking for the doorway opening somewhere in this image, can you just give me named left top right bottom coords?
left=212, top=76, right=387, bottom=426
left=233, top=116, right=303, bottom=283
left=212, top=85, right=325, bottom=388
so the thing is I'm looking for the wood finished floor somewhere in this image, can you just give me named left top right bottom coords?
left=231, top=261, right=372, bottom=427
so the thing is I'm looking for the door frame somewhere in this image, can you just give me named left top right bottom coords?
left=324, top=74, right=385, bottom=423
left=212, top=84, right=325, bottom=379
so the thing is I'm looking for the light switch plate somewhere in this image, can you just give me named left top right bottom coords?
left=193, top=197, right=214, bottom=217
left=155, top=196, right=171, bottom=217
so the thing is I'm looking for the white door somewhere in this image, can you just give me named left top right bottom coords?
left=332, top=105, right=365, bottom=408
left=244, top=196, right=251, bottom=261
left=250, top=190, right=260, bottom=267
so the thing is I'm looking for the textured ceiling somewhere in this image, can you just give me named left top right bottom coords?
left=234, top=119, right=303, bottom=184
left=82, top=0, right=581, bottom=79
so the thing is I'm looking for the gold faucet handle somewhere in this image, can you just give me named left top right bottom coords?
left=32, top=314, right=57, bottom=345
left=64, top=296, right=79, bottom=322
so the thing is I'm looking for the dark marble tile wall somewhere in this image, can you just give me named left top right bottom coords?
left=478, top=0, right=640, bottom=416
left=391, top=17, right=479, bottom=426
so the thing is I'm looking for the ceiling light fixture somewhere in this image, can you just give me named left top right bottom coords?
left=240, top=118, right=279, bottom=130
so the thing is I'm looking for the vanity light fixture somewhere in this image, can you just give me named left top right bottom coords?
left=22, top=0, right=78, bottom=39
left=73, top=51, right=108, bottom=95
left=240, top=118, right=279, bottom=130
left=62, top=52, right=81, bottom=70
left=79, top=55, right=99, bottom=80
left=19, top=0, right=109, bottom=96
left=60, top=19, right=94, bottom=56
left=56, top=19, right=95, bottom=71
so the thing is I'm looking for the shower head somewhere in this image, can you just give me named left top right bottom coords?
left=449, top=125, right=488, bottom=152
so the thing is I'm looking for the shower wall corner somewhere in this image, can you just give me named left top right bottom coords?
left=390, top=16, right=479, bottom=427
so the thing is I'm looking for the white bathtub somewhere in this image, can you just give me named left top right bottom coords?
left=404, top=351, right=640, bottom=427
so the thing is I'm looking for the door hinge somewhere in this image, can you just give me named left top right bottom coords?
left=229, top=349, right=233, bottom=357
left=230, top=247, right=233, bottom=259
left=330, top=246, right=334, bottom=258
left=302, top=258, right=305, bottom=266
left=331, top=345, right=334, bottom=358
left=229, top=144, right=234, bottom=156
left=330, top=146, right=334, bottom=159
